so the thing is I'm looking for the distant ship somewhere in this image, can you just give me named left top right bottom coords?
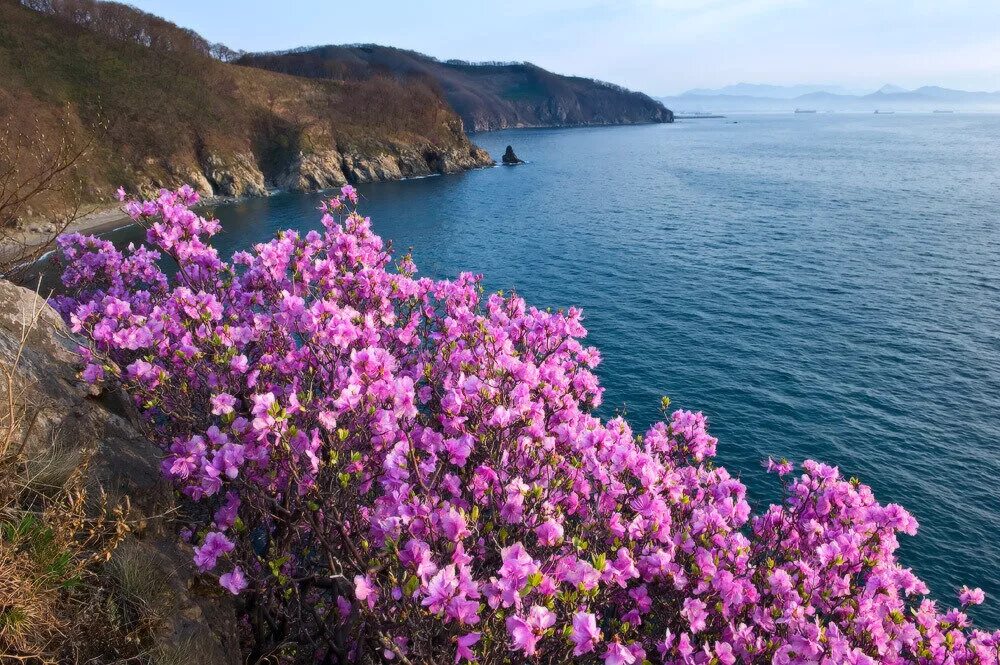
left=933, top=109, right=954, bottom=114
left=794, top=109, right=817, bottom=114
left=874, top=110, right=896, bottom=114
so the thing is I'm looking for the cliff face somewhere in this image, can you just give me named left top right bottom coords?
left=0, top=2, right=494, bottom=217
left=239, top=46, right=674, bottom=132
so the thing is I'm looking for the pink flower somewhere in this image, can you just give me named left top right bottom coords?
left=505, top=606, right=555, bottom=656
left=230, top=354, right=249, bottom=374
left=527, top=605, right=555, bottom=632
left=219, top=567, right=247, bottom=594
left=534, top=519, right=564, bottom=546
left=423, top=566, right=458, bottom=614
left=603, top=641, right=637, bottom=665
left=454, top=632, right=480, bottom=663
left=571, top=611, right=602, bottom=655
left=498, top=542, right=537, bottom=590
left=714, top=642, right=736, bottom=665
left=506, top=615, right=539, bottom=655
left=439, top=509, right=471, bottom=540
left=213, top=492, right=240, bottom=529
left=444, top=434, right=474, bottom=466
left=211, top=392, right=237, bottom=415
left=681, top=598, right=708, bottom=633
left=192, top=531, right=233, bottom=572
left=959, top=586, right=986, bottom=606
left=354, top=574, right=378, bottom=610
left=764, top=456, right=794, bottom=475
left=81, top=362, right=104, bottom=383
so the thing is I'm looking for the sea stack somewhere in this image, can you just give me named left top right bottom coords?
left=502, top=145, right=524, bottom=165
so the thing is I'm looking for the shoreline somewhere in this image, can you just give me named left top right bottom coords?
left=2, top=162, right=503, bottom=270
left=0, top=204, right=132, bottom=269
left=3, top=120, right=664, bottom=270
left=0, top=193, right=246, bottom=270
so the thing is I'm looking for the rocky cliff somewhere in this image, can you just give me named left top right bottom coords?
left=0, top=2, right=494, bottom=218
left=239, top=45, right=674, bottom=132
left=0, top=278, right=239, bottom=663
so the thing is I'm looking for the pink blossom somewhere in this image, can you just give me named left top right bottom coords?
left=192, top=531, right=233, bottom=572
left=455, top=632, right=480, bottom=663
left=603, top=641, right=637, bottom=665
left=571, top=611, right=601, bottom=655
left=534, top=519, right=564, bottom=546
left=211, top=392, right=237, bottom=415
left=355, top=574, right=378, bottom=610
left=219, top=566, right=247, bottom=594
left=960, top=586, right=986, bottom=606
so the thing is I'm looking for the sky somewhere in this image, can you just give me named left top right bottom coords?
left=127, top=0, right=1000, bottom=96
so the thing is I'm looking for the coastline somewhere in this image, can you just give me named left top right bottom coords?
left=1, top=204, right=131, bottom=269
left=3, top=118, right=663, bottom=271
left=2, top=161, right=500, bottom=270
left=0, top=193, right=245, bottom=270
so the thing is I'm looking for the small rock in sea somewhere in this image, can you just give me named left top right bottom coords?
left=502, top=145, right=524, bottom=165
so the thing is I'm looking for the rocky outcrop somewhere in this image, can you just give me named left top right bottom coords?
left=200, top=152, right=268, bottom=198
left=326, top=144, right=494, bottom=187
left=502, top=145, right=524, bottom=165
left=276, top=150, right=348, bottom=191
left=200, top=141, right=494, bottom=194
left=172, top=165, right=216, bottom=197
left=0, top=280, right=239, bottom=665
left=341, top=152, right=404, bottom=183
left=130, top=143, right=491, bottom=200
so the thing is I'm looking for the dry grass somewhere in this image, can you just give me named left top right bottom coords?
left=0, top=289, right=139, bottom=663
left=106, top=540, right=173, bottom=632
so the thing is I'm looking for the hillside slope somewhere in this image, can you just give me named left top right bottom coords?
left=0, top=1, right=493, bottom=217
left=239, top=45, right=673, bottom=132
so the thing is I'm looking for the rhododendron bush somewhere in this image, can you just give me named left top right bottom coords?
left=54, top=186, right=999, bottom=664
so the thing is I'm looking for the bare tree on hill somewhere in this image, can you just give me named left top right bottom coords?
left=0, top=112, right=94, bottom=280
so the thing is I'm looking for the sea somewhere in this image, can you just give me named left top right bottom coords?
left=33, top=113, right=1000, bottom=624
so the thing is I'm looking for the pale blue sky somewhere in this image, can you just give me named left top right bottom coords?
left=128, top=0, right=1000, bottom=95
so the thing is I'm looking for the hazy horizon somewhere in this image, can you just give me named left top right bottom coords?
left=123, top=0, right=1000, bottom=97
left=672, top=82, right=1000, bottom=97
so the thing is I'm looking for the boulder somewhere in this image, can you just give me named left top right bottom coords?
left=502, top=145, right=524, bottom=165
left=0, top=280, right=240, bottom=664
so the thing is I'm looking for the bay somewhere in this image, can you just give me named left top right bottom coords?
left=41, top=113, right=1000, bottom=623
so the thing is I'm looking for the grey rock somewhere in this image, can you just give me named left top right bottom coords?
left=502, top=145, right=524, bottom=165
left=277, top=150, right=348, bottom=191
left=0, top=280, right=240, bottom=665
left=200, top=152, right=267, bottom=198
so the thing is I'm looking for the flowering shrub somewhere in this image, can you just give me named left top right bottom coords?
left=54, top=186, right=1000, bottom=664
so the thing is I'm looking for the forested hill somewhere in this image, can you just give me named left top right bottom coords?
left=0, top=0, right=492, bottom=217
left=239, top=45, right=674, bottom=132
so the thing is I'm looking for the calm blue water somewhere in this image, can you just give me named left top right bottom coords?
left=42, top=114, right=1000, bottom=623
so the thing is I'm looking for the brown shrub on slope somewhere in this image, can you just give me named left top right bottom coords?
left=0, top=1, right=492, bottom=222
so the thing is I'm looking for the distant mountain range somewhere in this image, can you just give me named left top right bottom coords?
left=662, top=83, right=1000, bottom=112
left=680, top=83, right=864, bottom=99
